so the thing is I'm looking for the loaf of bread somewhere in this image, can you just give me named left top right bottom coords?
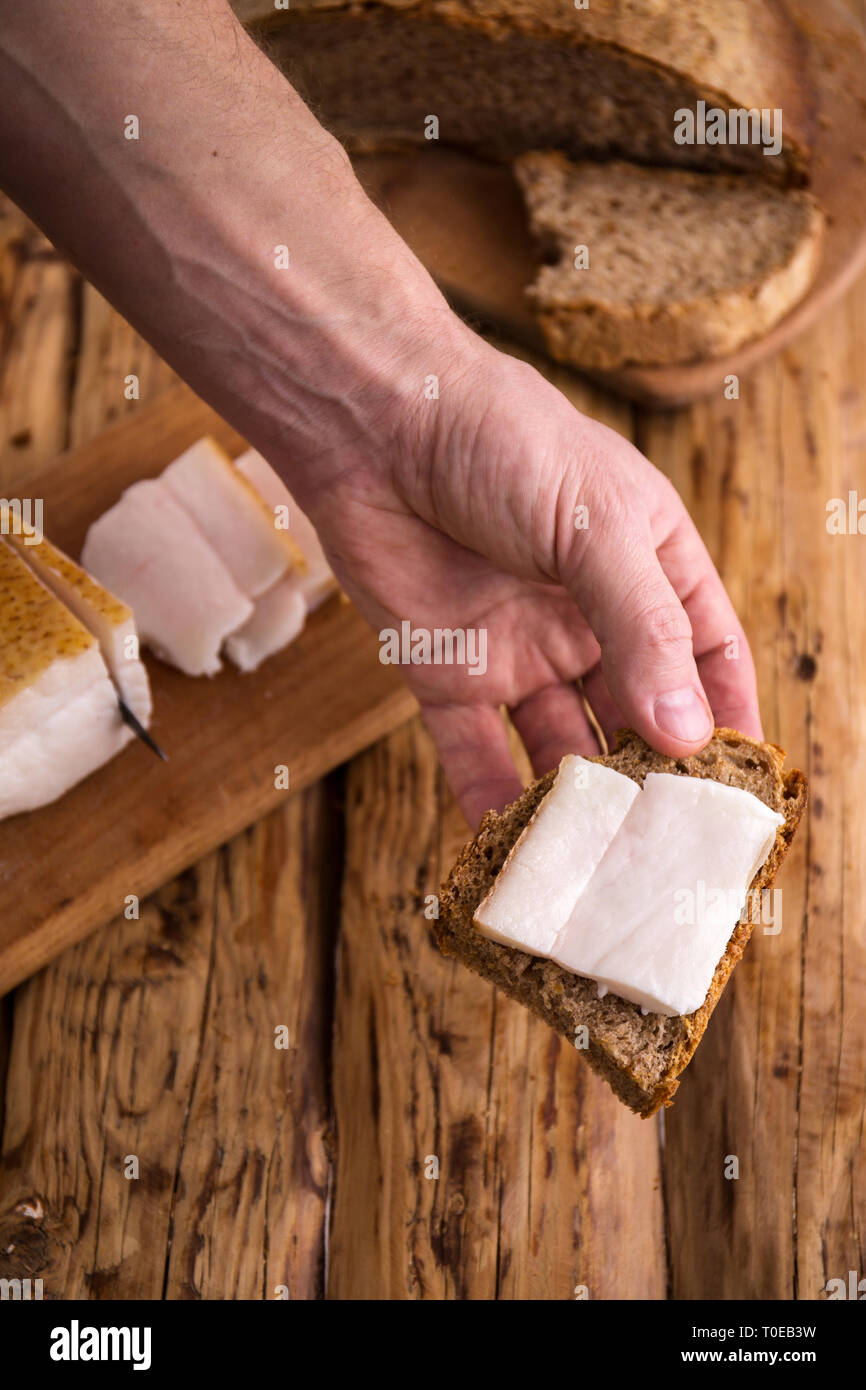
left=513, top=153, right=825, bottom=368
left=435, top=729, right=807, bottom=1117
left=242, top=0, right=814, bottom=183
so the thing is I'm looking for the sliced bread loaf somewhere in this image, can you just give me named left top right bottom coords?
left=512, top=153, right=825, bottom=369
left=434, top=728, right=807, bottom=1117
left=243, top=0, right=814, bottom=184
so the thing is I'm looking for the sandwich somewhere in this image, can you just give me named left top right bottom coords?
left=434, top=727, right=807, bottom=1115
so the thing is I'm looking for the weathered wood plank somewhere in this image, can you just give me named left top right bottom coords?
left=0, top=221, right=336, bottom=1300
left=0, top=787, right=335, bottom=1300
left=638, top=360, right=805, bottom=1300
left=639, top=283, right=866, bottom=1299
left=0, top=383, right=416, bottom=998
left=0, top=995, right=11, bottom=1153
left=1, top=165, right=862, bottom=1304
left=0, top=196, right=80, bottom=1266
left=326, top=353, right=661, bottom=1300
left=68, top=282, right=178, bottom=447
left=328, top=717, right=666, bottom=1300
left=783, top=293, right=866, bottom=1301
left=0, top=198, right=76, bottom=483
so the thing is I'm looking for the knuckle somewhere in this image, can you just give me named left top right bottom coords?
left=640, top=601, right=693, bottom=654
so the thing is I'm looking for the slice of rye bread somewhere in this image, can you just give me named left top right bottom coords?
left=435, top=728, right=807, bottom=1117
left=241, top=0, right=815, bottom=184
left=512, top=154, right=825, bottom=369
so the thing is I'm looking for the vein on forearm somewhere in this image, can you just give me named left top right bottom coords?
left=0, top=0, right=454, bottom=502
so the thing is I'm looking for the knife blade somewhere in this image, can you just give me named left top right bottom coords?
left=118, top=697, right=168, bottom=761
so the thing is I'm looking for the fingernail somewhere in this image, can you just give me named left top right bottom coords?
left=654, top=687, right=713, bottom=743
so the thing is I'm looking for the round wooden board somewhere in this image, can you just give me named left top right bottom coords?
left=355, top=0, right=866, bottom=408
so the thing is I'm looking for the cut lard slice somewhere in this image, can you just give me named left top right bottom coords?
left=0, top=540, right=132, bottom=819
left=223, top=576, right=307, bottom=672
left=81, top=479, right=253, bottom=677
left=163, top=437, right=303, bottom=598
left=4, top=528, right=151, bottom=726
left=0, top=540, right=108, bottom=735
left=550, top=773, right=784, bottom=1017
left=473, top=754, right=640, bottom=956
left=1, top=680, right=130, bottom=820
left=234, top=448, right=336, bottom=611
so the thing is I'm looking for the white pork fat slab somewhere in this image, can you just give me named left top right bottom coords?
left=82, top=479, right=253, bottom=677
left=473, top=754, right=640, bottom=955
left=550, top=772, right=784, bottom=1016
left=233, top=448, right=336, bottom=611
left=0, top=541, right=133, bottom=818
left=164, top=438, right=300, bottom=598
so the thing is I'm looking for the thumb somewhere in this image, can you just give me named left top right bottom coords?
left=565, top=511, right=714, bottom=754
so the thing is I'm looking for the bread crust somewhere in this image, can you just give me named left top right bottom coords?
left=514, top=155, right=826, bottom=369
left=238, top=0, right=815, bottom=183
left=435, top=728, right=807, bottom=1117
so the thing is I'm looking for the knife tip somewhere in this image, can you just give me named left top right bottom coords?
left=118, top=699, right=168, bottom=761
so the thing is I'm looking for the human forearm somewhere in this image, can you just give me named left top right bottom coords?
left=0, top=0, right=462, bottom=509
left=0, top=0, right=763, bottom=813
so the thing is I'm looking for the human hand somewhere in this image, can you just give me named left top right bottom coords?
left=300, top=332, right=762, bottom=827
left=0, top=0, right=762, bottom=831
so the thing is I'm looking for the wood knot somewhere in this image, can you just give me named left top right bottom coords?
left=0, top=1204, right=52, bottom=1279
left=796, top=654, right=817, bottom=681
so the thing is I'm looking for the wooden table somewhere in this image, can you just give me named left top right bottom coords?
left=0, top=195, right=863, bottom=1301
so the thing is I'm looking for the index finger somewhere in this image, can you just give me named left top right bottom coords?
left=655, top=514, right=763, bottom=740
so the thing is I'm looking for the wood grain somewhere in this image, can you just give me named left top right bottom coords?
left=0, top=788, right=337, bottom=1299
left=781, top=297, right=866, bottom=1301
left=327, top=719, right=666, bottom=1299
left=0, top=384, right=416, bottom=997
left=0, top=194, right=80, bottom=1288
left=68, top=283, right=178, bottom=447
left=327, top=369, right=663, bottom=1300
left=0, top=246, right=336, bottom=1301
left=0, top=204, right=75, bottom=482
left=638, top=286, right=866, bottom=1299
left=1, top=150, right=864, bottom=1301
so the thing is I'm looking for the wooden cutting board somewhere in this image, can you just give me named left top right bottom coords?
left=354, top=0, right=866, bottom=407
left=0, top=385, right=417, bottom=996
